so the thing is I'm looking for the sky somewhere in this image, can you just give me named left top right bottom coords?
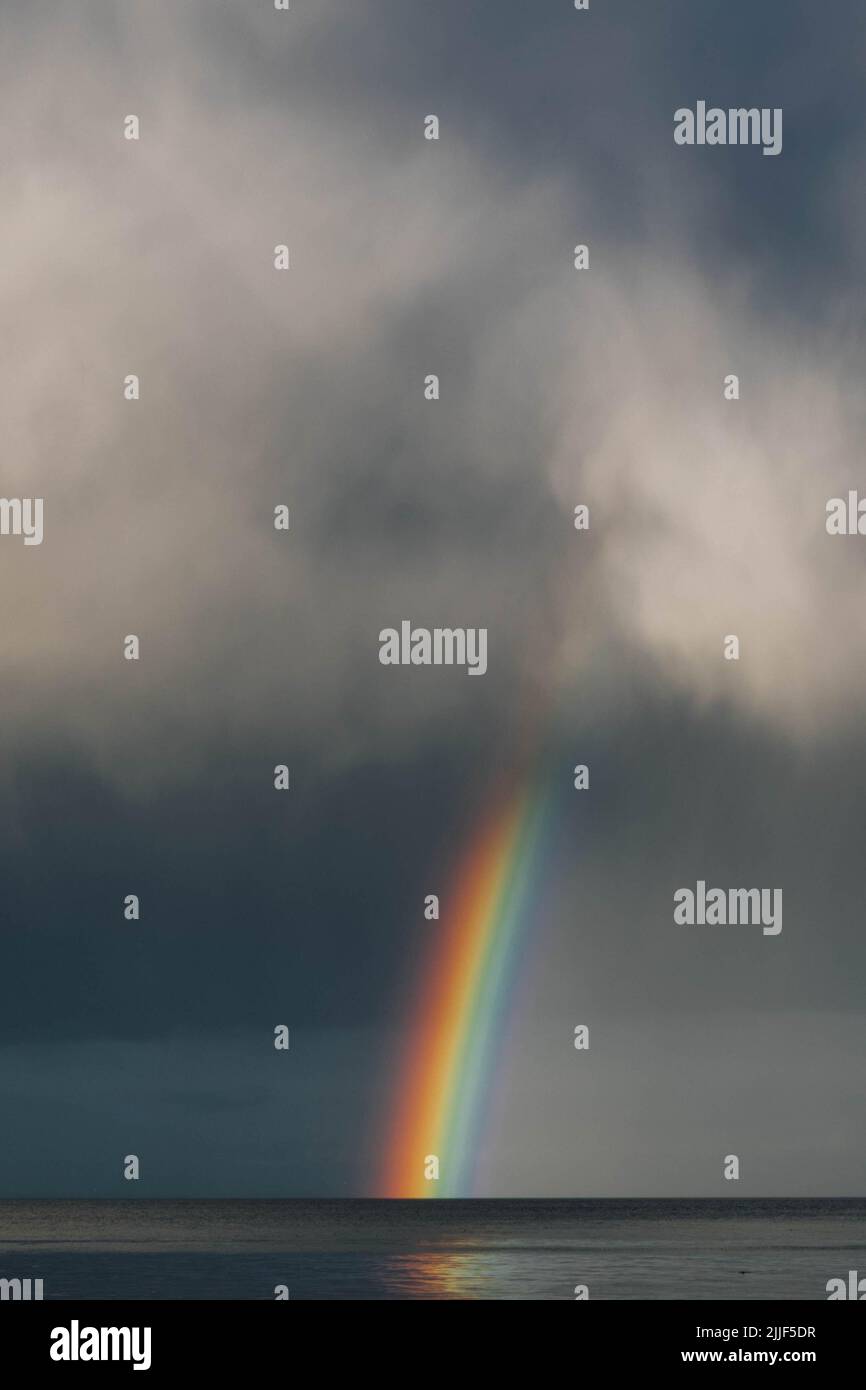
left=0, top=0, right=864, bottom=1196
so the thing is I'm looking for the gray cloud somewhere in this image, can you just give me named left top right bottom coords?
left=2, top=1, right=865, bottom=805
left=0, top=0, right=864, bottom=1195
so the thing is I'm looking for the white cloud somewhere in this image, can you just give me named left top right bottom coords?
left=1, top=1, right=863, bottom=799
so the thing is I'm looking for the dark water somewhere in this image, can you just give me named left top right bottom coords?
left=0, top=1199, right=863, bottom=1300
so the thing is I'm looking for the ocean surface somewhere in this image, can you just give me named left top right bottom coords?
left=0, top=1199, right=863, bottom=1300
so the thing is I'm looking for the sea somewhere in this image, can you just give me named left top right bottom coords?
left=0, top=1198, right=862, bottom=1300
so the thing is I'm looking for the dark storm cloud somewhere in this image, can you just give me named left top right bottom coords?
left=0, top=1, right=864, bottom=1194
left=0, top=1031, right=379, bottom=1196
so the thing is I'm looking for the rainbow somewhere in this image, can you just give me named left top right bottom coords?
left=383, top=763, right=555, bottom=1198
